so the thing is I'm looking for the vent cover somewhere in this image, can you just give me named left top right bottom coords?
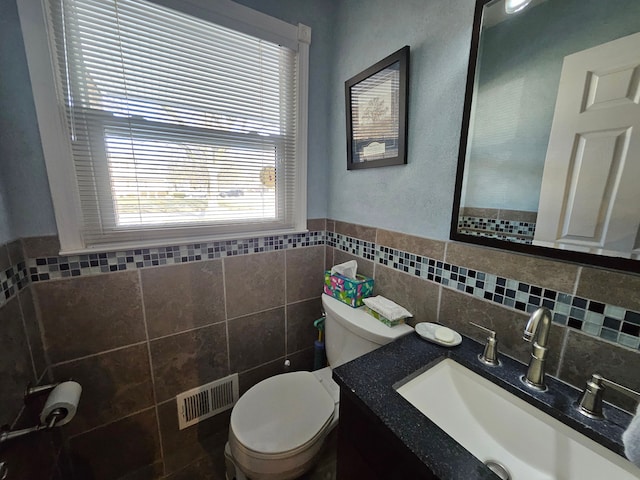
left=176, top=373, right=239, bottom=430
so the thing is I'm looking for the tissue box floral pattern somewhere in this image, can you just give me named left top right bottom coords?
left=323, top=270, right=374, bottom=307
left=364, top=306, right=405, bottom=327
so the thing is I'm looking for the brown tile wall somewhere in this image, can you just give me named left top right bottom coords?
left=11, top=225, right=326, bottom=479
left=328, top=220, right=640, bottom=414
left=0, top=240, right=58, bottom=478
left=4, top=218, right=640, bottom=479
left=460, top=207, right=538, bottom=223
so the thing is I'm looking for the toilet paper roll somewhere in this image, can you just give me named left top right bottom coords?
left=40, top=381, right=82, bottom=427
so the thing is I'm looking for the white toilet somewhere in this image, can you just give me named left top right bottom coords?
left=224, top=293, right=414, bottom=480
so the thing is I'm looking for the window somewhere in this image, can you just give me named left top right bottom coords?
left=18, top=0, right=310, bottom=253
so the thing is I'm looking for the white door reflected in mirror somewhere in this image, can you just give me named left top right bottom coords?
left=535, top=32, right=640, bottom=260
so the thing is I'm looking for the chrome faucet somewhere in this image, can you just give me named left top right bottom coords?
left=522, top=307, right=552, bottom=390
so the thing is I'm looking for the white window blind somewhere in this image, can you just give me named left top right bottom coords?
left=42, top=0, right=304, bottom=249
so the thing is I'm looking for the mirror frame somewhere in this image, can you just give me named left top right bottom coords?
left=450, top=0, right=640, bottom=275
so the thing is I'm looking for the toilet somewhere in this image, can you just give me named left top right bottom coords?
left=224, top=293, right=414, bottom=480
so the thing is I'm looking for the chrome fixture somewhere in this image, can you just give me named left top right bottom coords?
left=577, top=374, right=640, bottom=419
left=522, top=307, right=552, bottom=390
left=0, top=408, right=67, bottom=446
left=469, top=322, right=500, bottom=366
left=24, top=382, right=59, bottom=400
left=485, top=460, right=511, bottom=480
left=1, top=381, right=77, bottom=447
left=0, top=461, right=7, bottom=480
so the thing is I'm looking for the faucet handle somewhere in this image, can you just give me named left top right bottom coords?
left=577, top=373, right=640, bottom=419
left=469, top=322, right=499, bottom=366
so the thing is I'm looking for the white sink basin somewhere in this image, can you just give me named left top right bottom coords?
left=396, top=359, right=640, bottom=479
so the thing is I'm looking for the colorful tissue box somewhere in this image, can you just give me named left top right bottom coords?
left=364, top=306, right=406, bottom=327
left=323, top=270, right=374, bottom=307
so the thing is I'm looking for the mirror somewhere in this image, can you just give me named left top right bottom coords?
left=452, top=0, right=640, bottom=273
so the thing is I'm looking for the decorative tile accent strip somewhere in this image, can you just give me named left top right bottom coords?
left=458, top=216, right=535, bottom=244
left=457, top=229, right=533, bottom=245
left=27, top=231, right=325, bottom=282
left=372, top=242, right=640, bottom=350
left=326, top=231, right=375, bottom=261
left=4, top=228, right=640, bottom=351
left=1, top=262, right=29, bottom=307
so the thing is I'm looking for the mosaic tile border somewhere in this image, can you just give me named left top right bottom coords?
left=458, top=216, right=535, bottom=244
left=457, top=229, right=533, bottom=245
left=458, top=216, right=537, bottom=236
left=375, top=245, right=640, bottom=349
left=26, top=231, right=325, bottom=282
left=326, top=231, right=375, bottom=261
left=0, top=262, right=29, bottom=307
left=3, top=228, right=640, bottom=351
left=328, top=232, right=640, bottom=351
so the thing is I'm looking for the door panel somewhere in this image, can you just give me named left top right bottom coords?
left=535, top=32, right=640, bottom=258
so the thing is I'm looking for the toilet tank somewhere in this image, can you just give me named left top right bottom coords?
left=321, top=294, right=413, bottom=368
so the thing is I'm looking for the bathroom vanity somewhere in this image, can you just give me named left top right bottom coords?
left=332, top=332, right=636, bottom=479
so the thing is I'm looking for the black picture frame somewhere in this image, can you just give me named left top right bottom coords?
left=345, top=46, right=409, bottom=170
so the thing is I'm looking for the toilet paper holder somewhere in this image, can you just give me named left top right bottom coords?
left=24, top=381, right=60, bottom=400
left=0, top=381, right=81, bottom=447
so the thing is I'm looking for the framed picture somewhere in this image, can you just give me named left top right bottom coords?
left=345, top=46, right=409, bottom=170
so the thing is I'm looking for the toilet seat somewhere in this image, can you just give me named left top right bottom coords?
left=229, top=413, right=330, bottom=461
left=228, top=371, right=337, bottom=479
left=230, top=371, right=335, bottom=455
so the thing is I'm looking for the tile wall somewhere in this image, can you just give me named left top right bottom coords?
left=0, top=219, right=327, bottom=479
left=326, top=220, right=640, bottom=412
left=1, top=217, right=639, bottom=479
left=458, top=207, right=537, bottom=244
left=0, top=240, right=59, bottom=478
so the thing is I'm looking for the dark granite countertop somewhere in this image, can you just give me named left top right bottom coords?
left=332, top=332, right=633, bottom=480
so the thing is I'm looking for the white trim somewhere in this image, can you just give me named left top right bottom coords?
left=58, top=228, right=310, bottom=256
left=17, top=0, right=310, bottom=254
left=295, top=23, right=311, bottom=232
left=149, top=0, right=300, bottom=51
left=17, top=0, right=84, bottom=252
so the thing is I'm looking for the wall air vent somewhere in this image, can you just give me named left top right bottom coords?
left=176, top=373, right=239, bottom=430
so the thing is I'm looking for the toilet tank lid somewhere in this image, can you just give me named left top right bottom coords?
left=322, top=294, right=413, bottom=345
left=230, top=371, right=335, bottom=454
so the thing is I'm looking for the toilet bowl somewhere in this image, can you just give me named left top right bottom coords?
left=225, top=294, right=413, bottom=480
left=226, top=367, right=338, bottom=480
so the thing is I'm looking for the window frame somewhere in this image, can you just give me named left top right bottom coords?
left=17, top=0, right=310, bottom=254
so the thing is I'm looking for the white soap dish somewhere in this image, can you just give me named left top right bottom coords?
left=415, top=323, right=462, bottom=347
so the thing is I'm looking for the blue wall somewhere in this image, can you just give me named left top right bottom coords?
left=326, top=0, right=475, bottom=240
left=2, top=0, right=478, bottom=243
left=0, top=0, right=58, bottom=240
left=0, top=0, right=485, bottom=243
left=10, top=0, right=631, bottom=243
